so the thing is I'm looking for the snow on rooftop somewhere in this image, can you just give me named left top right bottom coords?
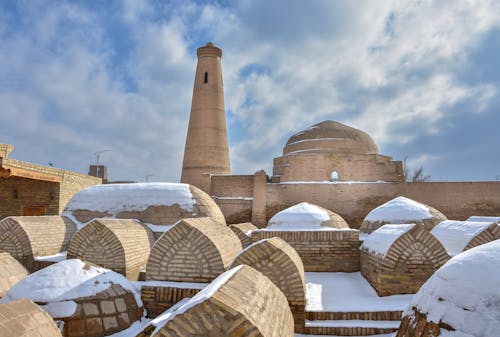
left=406, top=240, right=500, bottom=336
left=431, top=220, right=494, bottom=256
left=466, top=216, right=500, bottom=223
left=267, top=202, right=334, bottom=231
left=62, top=183, right=195, bottom=228
left=361, top=224, right=415, bottom=256
left=364, top=196, right=432, bottom=223
left=305, top=272, right=412, bottom=312
left=1, top=259, right=142, bottom=307
left=151, top=266, right=243, bottom=334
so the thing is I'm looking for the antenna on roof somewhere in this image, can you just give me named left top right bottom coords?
left=94, top=150, right=111, bottom=166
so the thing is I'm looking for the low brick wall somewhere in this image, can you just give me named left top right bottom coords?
left=306, top=310, right=403, bottom=321
left=250, top=230, right=360, bottom=272
left=141, top=285, right=202, bottom=318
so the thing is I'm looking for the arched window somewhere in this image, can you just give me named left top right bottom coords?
left=204, top=72, right=208, bottom=84
left=330, top=171, right=339, bottom=181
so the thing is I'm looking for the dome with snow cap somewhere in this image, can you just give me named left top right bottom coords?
left=62, top=182, right=226, bottom=236
left=360, top=196, right=446, bottom=235
left=395, top=240, right=500, bottom=337
left=283, top=120, right=379, bottom=156
left=1, top=259, right=143, bottom=336
left=267, top=202, right=349, bottom=230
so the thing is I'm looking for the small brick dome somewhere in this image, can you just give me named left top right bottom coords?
left=0, top=253, right=28, bottom=297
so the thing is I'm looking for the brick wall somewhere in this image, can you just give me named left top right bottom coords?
left=250, top=230, right=360, bottom=272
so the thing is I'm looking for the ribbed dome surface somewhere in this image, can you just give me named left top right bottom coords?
left=283, top=120, right=379, bottom=155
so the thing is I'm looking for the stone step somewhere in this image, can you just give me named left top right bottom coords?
left=306, top=310, right=403, bottom=321
left=304, top=319, right=399, bottom=336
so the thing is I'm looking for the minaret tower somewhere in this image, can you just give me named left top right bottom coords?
left=181, top=42, right=231, bottom=192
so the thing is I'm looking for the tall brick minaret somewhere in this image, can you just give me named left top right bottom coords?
left=181, top=42, right=231, bottom=192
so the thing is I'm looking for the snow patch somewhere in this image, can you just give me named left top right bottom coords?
left=133, top=280, right=207, bottom=290
left=364, top=196, right=432, bottom=223
left=361, top=224, right=415, bottom=256
left=406, top=240, right=500, bottom=337
left=1, top=259, right=142, bottom=307
left=34, top=251, right=67, bottom=262
left=431, top=220, right=493, bottom=256
left=41, top=301, right=77, bottom=318
left=466, top=216, right=500, bottom=223
left=267, top=202, right=331, bottom=230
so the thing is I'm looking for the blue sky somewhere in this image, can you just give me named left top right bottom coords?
left=0, top=0, right=499, bottom=182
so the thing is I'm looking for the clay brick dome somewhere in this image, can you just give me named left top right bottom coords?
left=0, top=216, right=77, bottom=266
left=360, top=196, right=447, bottom=236
left=396, top=240, right=500, bottom=337
left=147, top=265, right=294, bottom=337
left=145, top=217, right=242, bottom=282
left=0, top=253, right=28, bottom=297
left=2, top=259, right=144, bottom=337
left=283, top=120, right=379, bottom=155
left=67, top=219, right=155, bottom=280
left=0, top=299, right=62, bottom=337
left=267, top=202, right=350, bottom=230
left=62, top=183, right=226, bottom=236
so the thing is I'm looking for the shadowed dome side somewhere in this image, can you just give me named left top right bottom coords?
left=283, top=120, right=379, bottom=155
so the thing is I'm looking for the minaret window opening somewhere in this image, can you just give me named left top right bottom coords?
left=204, top=72, right=208, bottom=84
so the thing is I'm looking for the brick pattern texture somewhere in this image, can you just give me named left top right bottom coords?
left=150, top=265, right=294, bottom=337
left=145, top=217, right=242, bottom=282
left=229, top=237, right=306, bottom=332
left=0, top=299, right=62, bottom=337
left=0, top=253, right=28, bottom=297
left=395, top=307, right=454, bottom=337
left=361, top=226, right=450, bottom=296
left=56, top=284, right=143, bottom=337
left=67, top=219, right=155, bottom=280
left=251, top=230, right=360, bottom=272
left=0, top=216, right=76, bottom=267
left=464, top=223, right=499, bottom=251
left=228, top=222, right=258, bottom=247
left=141, top=286, right=202, bottom=318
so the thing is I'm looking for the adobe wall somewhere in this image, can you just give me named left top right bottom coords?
left=210, top=174, right=255, bottom=224
left=265, top=181, right=500, bottom=228
left=0, top=177, right=59, bottom=219
left=58, top=171, right=101, bottom=213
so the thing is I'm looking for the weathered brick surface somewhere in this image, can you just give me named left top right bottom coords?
left=0, top=299, right=62, bottom=337
left=149, top=265, right=294, bottom=337
left=67, top=219, right=155, bottom=280
left=306, top=310, right=403, bottom=321
left=228, top=222, right=257, bottom=247
left=145, top=217, right=242, bottom=282
left=396, top=307, right=453, bottom=337
left=229, top=237, right=306, bottom=332
left=361, top=226, right=449, bottom=296
left=303, top=325, right=398, bottom=336
left=251, top=230, right=360, bottom=272
left=55, top=284, right=143, bottom=337
left=0, top=253, right=28, bottom=298
left=141, top=286, right=202, bottom=318
left=464, top=223, right=499, bottom=251
left=0, top=216, right=76, bottom=268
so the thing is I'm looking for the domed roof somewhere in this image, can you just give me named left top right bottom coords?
left=283, top=120, right=378, bottom=155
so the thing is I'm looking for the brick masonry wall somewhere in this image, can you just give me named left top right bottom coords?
left=265, top=181, right=500, bottom=229
left=210, top=175, right=254, bottom=197
left=141, top=286, right=202, bottom=318
left=213, top=198, right=252, bottom=224
left=58, top=171, right=101, bottom=214
left=396, top=307, right=453, bottom=337
left=250, top=230, right=360, bottom=272
left=229, top=222, right=258, bottom=247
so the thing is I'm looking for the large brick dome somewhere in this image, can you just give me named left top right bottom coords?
left=283, top=120, right=379, bottom=155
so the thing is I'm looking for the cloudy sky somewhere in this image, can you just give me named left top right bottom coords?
left=1, top=0, right=499, bottom=182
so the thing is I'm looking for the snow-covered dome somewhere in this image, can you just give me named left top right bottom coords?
left=283, top=120, right=379, bottom=156
left=396, top=240, right=500, bottom=337
left=267, top=202, right=349, bottom=230
left=360, top=196, right=446, bottom=235
left=62, top=182, right=226, bottom=231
